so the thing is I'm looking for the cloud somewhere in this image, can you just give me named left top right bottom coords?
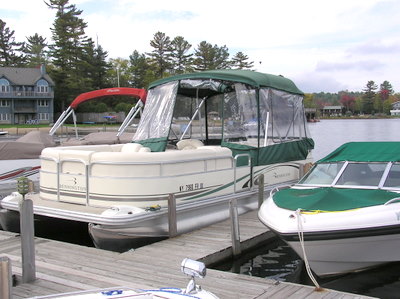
left=348, top=40, right=400, bottom=55
left=316, top=60, right=385, bottom=72
left=294, top=73, right=348, bottom=93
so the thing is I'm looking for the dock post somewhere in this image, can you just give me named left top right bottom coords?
left=0, top=256, right=12, bottom=299
left=229, top=198, right=241, bottom=256
left=257, top=174, right=264, bottom=208
left=17, top=177, right=36, bottom=283
left=168, top=194, right=178, bottom=237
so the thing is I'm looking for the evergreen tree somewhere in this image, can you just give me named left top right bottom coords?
left=147, top=31, right=173, bottom=78
left=129, top=50, right=151, bottom=88
left=193, top=41, right=230, bottom=70
left=362, top=80, right=377, bottom=114
left=46, top=0, right=91, bottom=111
left=231, top=51, right=254, bottom=69
left=80, top=38, right=110, bottom=90
left=0, top=19, right=26, bottom=66
left=93, top=44, right=111, bottom=89
left=24, top=33, right=48, bottom=67
left=170, top=36, right=193, bottom=74
left=379, top=80, right=394, bottom=101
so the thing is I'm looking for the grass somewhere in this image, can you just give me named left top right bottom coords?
left=0, top=123, right=120, bottom=129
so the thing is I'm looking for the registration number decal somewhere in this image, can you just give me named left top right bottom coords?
left=179, top=183, right=204, bottom=192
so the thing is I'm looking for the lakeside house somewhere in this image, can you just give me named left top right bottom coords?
left=321, top=105, right=343, bottom=117
left=0, top=65, right=54, bottom=125
left=390, top=101, right=400, bottom=116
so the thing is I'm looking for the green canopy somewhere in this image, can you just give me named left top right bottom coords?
left=274, top=187, right=400, bottom=212
left=317, top=142, right=400, bottom=163
left=149, top=69, right=304, bottom=95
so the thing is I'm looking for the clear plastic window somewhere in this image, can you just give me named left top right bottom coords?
left=336, top=163, right=386, bottom=186
left=223, top=83, right=258, bottom=146
left=299, top=162, right=344, bottom=185
left=259, top=88, right=308, bottom=146
left=169, top=94, right=206, bottom=141
left=133, top=81, right=178, bottom=141
left=384, top=163, right=400, bottom=188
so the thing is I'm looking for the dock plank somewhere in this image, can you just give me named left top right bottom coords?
left=0, top=210, right=376, bottom=299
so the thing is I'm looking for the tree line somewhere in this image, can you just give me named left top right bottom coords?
left=0, top=0, right=253, bottom=114
left=0, top=0, right=398, bottom=116
left=304, top=80, right=398, bottom=116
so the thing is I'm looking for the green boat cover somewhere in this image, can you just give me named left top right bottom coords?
left=136, top=137, right=168, bottom=152
left=222, top=138, right=314, bottom=167
left=273, top=187, right=400, bottom=212
left=149, top=69, right=304, bottom=95
left=318, top=142, right=400, bottom=163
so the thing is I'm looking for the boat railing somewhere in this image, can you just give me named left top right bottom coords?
left=41, top=156, right=91, bottom=205
left=42, top=151, right=245, bottom=206
left=89, top=155, right=234, bottom=177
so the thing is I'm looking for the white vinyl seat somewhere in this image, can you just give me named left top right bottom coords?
left=176, top=139, right=204, bottom=150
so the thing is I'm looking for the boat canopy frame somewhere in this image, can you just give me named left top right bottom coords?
left=133, top=70, right=314, bottom=167
left=49, top=87, right=147, bottom=138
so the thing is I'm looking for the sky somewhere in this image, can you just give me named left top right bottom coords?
left=1, top=0, right=400, bottom=93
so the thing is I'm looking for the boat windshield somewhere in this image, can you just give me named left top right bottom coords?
left=300, top=161, right=396, bottom=188
left=299, top=162, right=344, bottom=185
left=383, top=163, right=400, bottom=188
left=335, top=162, right=387, bottom=186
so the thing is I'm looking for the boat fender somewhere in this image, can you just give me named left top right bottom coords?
left=1, top=192, right=23, bottom=204
left=100, top=205, right=145, bottom=216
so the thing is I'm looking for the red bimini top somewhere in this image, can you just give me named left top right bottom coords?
left=69, top=87, right=147, bottom=109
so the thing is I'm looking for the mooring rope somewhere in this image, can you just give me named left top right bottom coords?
left=296, top=208, right=322, bottom=290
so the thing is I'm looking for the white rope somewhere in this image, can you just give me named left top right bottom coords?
left=296, top=208, right=321, bottom=289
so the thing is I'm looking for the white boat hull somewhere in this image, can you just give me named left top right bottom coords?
left=258, top=194, right=400, bottom=276
left=1, top=180, right=284, bottom=251
left=288, top=233, right=400, bottom=276
left=88, top=190, right=259, bottom=251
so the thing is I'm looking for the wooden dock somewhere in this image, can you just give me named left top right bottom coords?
left=0, top=211, right=375, bottom=299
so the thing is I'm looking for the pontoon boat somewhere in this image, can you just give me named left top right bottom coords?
left=1, top=70, right=313, bottom=251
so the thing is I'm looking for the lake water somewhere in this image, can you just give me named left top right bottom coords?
left=215, top=118, right=400, bottom=299
left=308, top=118, right=400, bottom=161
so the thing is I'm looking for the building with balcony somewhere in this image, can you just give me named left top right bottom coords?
left=0, top=65, right=54, bottom=124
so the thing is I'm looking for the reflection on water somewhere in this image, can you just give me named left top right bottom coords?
left=214, top=239, right=400, bottom=299
left=212, top=239, right=304, bottom=283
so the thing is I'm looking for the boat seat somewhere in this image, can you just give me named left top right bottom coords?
left=121, top=143, right=151, bottom=153
left=176, top=139, right=204, bottom=150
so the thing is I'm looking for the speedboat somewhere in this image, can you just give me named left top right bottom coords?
left=258, top=141, right=400, bottom=277
left=1, top=70, right=314, bottom=251
left=0, top=87, right=146, bottom=199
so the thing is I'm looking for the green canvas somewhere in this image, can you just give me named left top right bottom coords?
left=318, top=142, right=400, bottom=163
left=149, top=69, right=304, bottom=95
left=136, top=137, right=168, bottom=152
left=222, top=138, right=314, bottom=167
left=273, top=187, right=400, bottom=212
